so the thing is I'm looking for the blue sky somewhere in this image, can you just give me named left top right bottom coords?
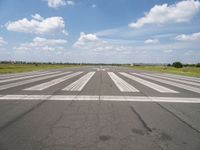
left=0, top=0, right=200, bottom=63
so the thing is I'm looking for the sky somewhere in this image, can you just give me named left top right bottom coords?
left=0, top=0, right=200, bottom=64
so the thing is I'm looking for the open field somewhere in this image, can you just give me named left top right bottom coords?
left=0, top=64, right=81, bottom=74
left=126, top=65, right=200, bottom=78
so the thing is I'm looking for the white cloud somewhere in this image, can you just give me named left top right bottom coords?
left=14, top=37, right=67, bottom=51
left=144, top=38, right=159, bottom=44
left=46, top=0, right=74, bottom=8
left=5, top=14, right=67, bottom=35
left=0, top=37, right=7, bottom=46
left=73, top=32, right=133, bottom=54
left=73, top=32, right=108, bottom=51
left=67, top=1, right=75, bottom=6
left=129, top=0, right=200, bottom=28
left=175, top=32, right=200, bottom=41
left=163, top=49, right=173, bottom=53
left=32, top=14, right=44, bottom=21
left=92, top=4, right=96, bottom=8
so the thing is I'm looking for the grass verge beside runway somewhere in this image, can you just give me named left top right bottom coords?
left=0, top=64, right=82, bottom=74
left=126, top=66, right=200, bottom=78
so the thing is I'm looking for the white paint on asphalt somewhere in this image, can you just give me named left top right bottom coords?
left=159, top=73, right=200, bottom=83
left=63, top=72, right=95, bottom=91
left=108, top=72, right=139, bottom=92
left=92, top=68, right=109, bottom=71
left=132, top=73, right=200, bottom=94
left=24, top=72, right=83, bottom=91
left=0, top=72, right=71, bottom=90
left=120, top=72, right=178, bottom=93
left=147, top=73, right=200, bottom=87
left=0, top=71, right=61, bottom=83
left=0, top=71, right=45, bottom=80
left=0, top=94, right=200, bottom=103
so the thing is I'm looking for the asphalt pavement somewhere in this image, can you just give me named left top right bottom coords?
left=0, top=66, right=200, bottom=150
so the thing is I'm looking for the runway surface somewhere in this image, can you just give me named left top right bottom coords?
left=0, top=66, right=200, bottom=150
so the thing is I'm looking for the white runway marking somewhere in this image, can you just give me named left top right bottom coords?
left=24, top=72, right=83, bottom=91
left=132, top=73, right=200, bottom=94
left=159, top=73, right=200, bottom=83
left=146, top=73, right=200, bottom=87
left=108, top=72, right=139, bottom=92
left=0, top=72, right=71, bottom=90
left=121, top=72, right=178, bottom=93
left=0, top=71, right=44, bottom=80
left=0, top=94, right=199, bottom=103
left=63, top=72, right=95, bottom=91
left=0, top=71, right=60, bottom=84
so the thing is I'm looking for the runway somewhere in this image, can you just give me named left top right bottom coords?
left=0, top=66, right=200, bottom=150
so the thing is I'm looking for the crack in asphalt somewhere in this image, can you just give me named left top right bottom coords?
left=156, top=102, right=200, bottom=134
left=129, top=106, right=152, bottom=132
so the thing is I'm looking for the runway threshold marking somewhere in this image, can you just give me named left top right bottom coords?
left=108, top=72, right=139, bottom=92
left=120, top=72, right=178, bottom=93
left=159, top=73, right=200, bottom=83
left=0, top=95, right=199, bottom=103
left=0, top=72, right=72, bottom=90
left=143, top=73, right=200, bottom=87
left=0, top=71, right=61, bottom=84
left=24, top=72, right=83, bottom=91
left=0, top=71, right=47, bottom=80
left=63, top=72, right=95, bottom=91
left=132, top=73, right=200, bottom=94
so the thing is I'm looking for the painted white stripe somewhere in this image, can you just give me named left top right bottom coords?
left=108, top=72, right=139, bottom=92
left=0, top=71, right=40, bottom=77
left=132, top=73, right=200, bottom=94
left=0, top=71, right=60, bottom=84
left=63, top=72, right=95, bottom=91
left=0, top=71, right=46, bottom=80
left=100, top=96, right=200, bottom=103
left=24, top=72, right=83, bottom=91
left=0, top=94, right=199, bottom=103
left=49, top=95, right=99, bottom=101
left=159, top=73, right=200, bottom=83
left=0, top=72, right=71, bottom=90
left=120, top=72, right=178, bottom=93
left=151, top=73, right=200, bottom=86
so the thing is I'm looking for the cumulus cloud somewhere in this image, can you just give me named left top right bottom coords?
left=129, top=0, right=200, bottom=28
left=5, top=14, right=67, bottom=35
left=46, top=0, right=74, bottom=8
left=175, top=32, right=200, bottom=41
left=144, top=39, right=159, bottom=44
left=73, top=32, right=108, bottom=51
left=73, top=32, right=133, bottom=54
left=14, top=37, right=67, bottom=51
left=0, top=37, right=7, bottom=46
left=32, top=14, right=44, bottom=21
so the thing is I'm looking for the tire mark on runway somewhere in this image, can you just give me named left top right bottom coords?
left=130, top=106, right=152, bottom=132
left=0, top=99, right=48, bottom=132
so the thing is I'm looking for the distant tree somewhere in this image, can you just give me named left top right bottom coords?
left=196, top=63, right=200, bottom=67
left=167, top=63, right=171, bottom=67
left=172, top=61, right=183, bottom=68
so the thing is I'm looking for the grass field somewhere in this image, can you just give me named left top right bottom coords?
left=126, top=65, right=200, bottom=78
left=0, top=64, right=81, bottom=74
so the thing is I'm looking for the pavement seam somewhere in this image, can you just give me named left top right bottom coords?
left=155, top=102, right=200, bottom=134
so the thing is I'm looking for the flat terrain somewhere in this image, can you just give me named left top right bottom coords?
left=0, top=64, right=81, bottom=74
left=0, top=66, right=200, bottom=150
left=126, top=65, right=200, bottom=77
